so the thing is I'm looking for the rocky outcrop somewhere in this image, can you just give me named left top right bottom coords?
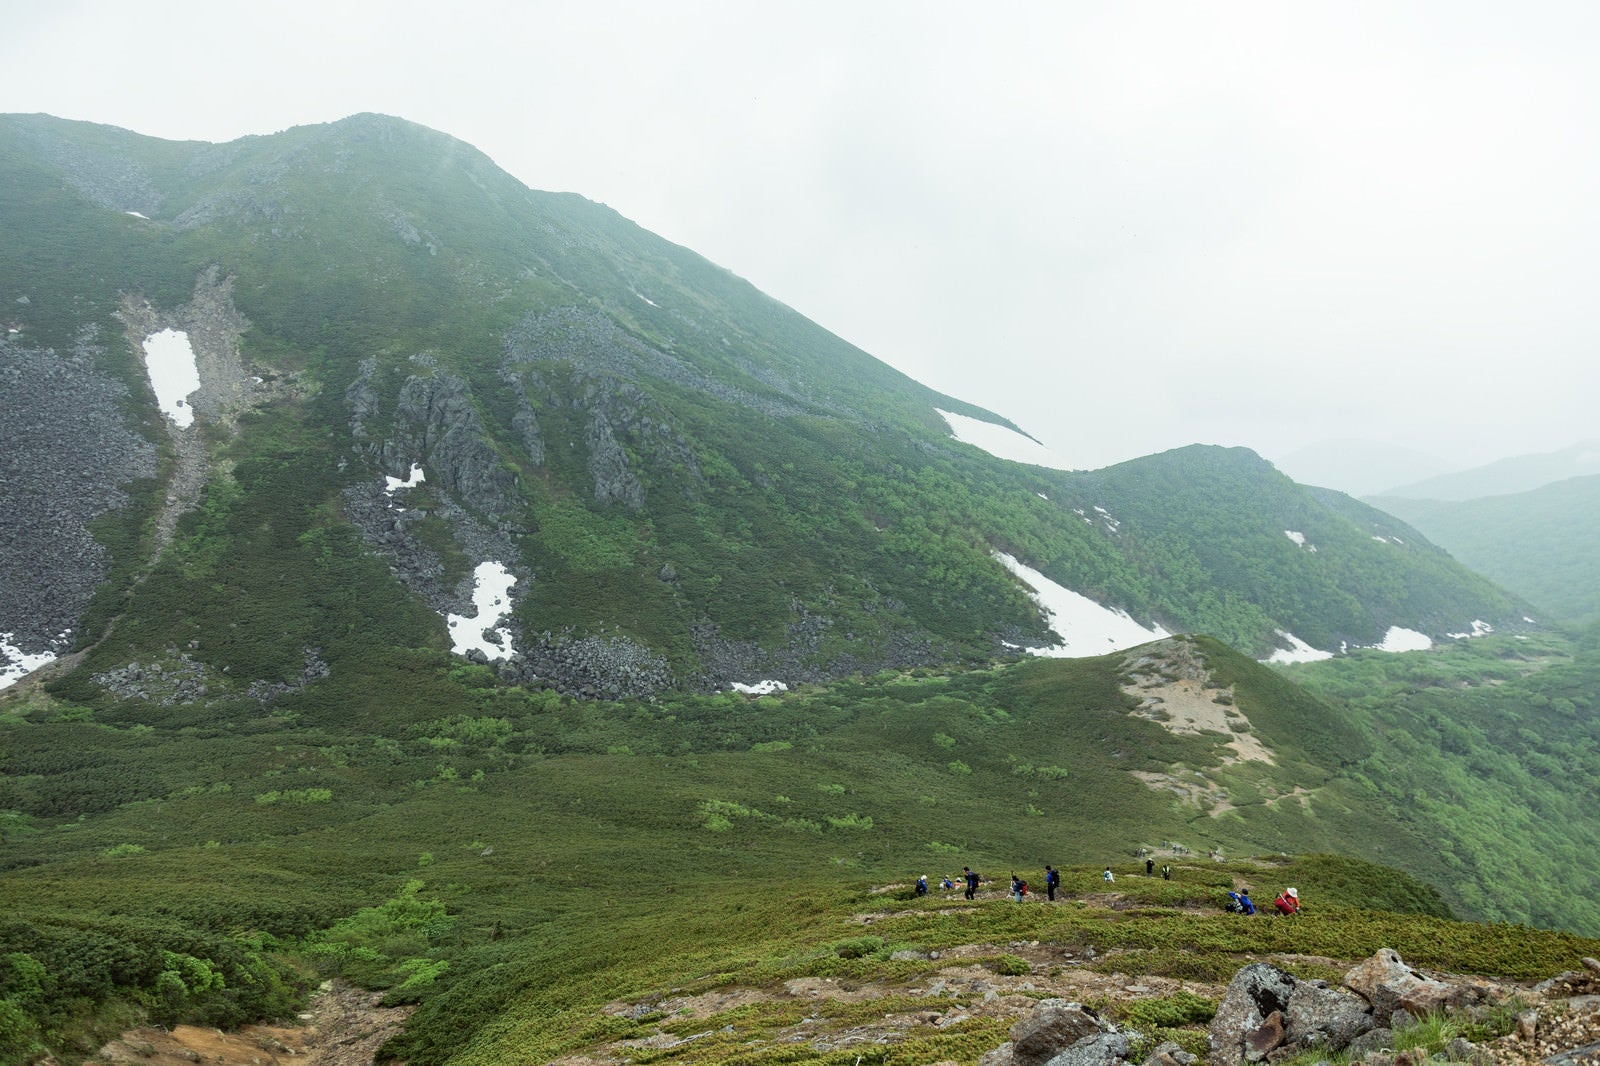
left=689, top=601, right=952, bottom=691
left=0, top=329, right=158, bottom=672
left=1208, top=963, right=1374, bottom=1063
left=380, top=367, right=521, bottom=520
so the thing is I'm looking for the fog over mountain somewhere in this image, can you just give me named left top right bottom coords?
left=4, top=2, right=1599, bottom=471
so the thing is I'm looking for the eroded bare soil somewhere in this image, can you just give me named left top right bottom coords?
left=89, top=981, right=412, bottom=1066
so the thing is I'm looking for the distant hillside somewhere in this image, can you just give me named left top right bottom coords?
left=1379, top=440, right=1600, bottom=501
left=1370, top=474, right=1600, bottom=626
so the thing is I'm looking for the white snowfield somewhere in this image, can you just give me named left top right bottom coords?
left=1266, top=631, right=1334, bottom=664
left=385, top=464, right=426, bottom=494
left=731, top=680, right=788, bottom=695
left=0, top=632, right=63, bottom=689
left=448, top=561, right=518, bottom=660
left=141, top=329, right=200, bottom=428
left=995, top=552, right=1170, bottom=657
left=936, top=409, right=1075, bottom=471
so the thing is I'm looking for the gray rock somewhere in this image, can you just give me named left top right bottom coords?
left=1210, top=964, right=1297, bottom=1064
left=1044, top=1031, right=1131, bottom=1066
left=1141, top=1040, right=1198, bottom=1066
left=1285, top=978, right=1375, bottom=1051
left=1347, top=1028, right=1394, bottom=1058
left=980, top=1042, right=1016, bottom=1066
left=1211, top=963, right=1374, bottom=1065
left=1011, top=1001, right=1106, bottom=1066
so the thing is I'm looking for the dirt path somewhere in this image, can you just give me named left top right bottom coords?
left=91, top=981, right=413, bottom=1066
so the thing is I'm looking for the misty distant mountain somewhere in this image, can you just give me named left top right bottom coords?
left=1377, top=440, right=1600, bottom=501
left=1269, top=438, right=1455, bottom=498
left=1370, top=474, right=1600, bottom=626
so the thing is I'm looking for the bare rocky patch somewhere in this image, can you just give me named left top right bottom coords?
left=91, top=980, right=412, bottom=1066
left=1121, top=639, right=1275, bottom=766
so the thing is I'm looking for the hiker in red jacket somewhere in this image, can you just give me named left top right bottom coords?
left=1273, top=887, right=1301, bottom=916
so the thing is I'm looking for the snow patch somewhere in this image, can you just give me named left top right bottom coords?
left=730, top=679, right=787, bottom=695
left=0, top=632, right=65, bottom=690
left=141, top=329, right=200, bottom=427
left=446, top=562, right=517, bottom=660
left=1447, top=620, right=1495, bottom=639
left=1283, top=530, right=1317, bottom=552
left=995, top=552, right=1168, bottom=657
left=936, top=409, right=1074, bottom=470
left=1264, top=630, right=1334, bottom=664
left=385, top=464, right=426, bottom=494
left=1376, top=626, right=1432, bottom=652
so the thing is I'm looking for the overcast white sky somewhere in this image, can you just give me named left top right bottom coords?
left=6, top=1, right=1598, bottom=484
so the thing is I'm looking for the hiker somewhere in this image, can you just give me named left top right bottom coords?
left=1162, top=864, right=1171, bottom=880
left=1045, top=864, right=1060, bottom=901
left=1239, top=890, right=1255, bottom=915
left=1273, top=887, right=1301, bottom=916
left=1103, top=867, right=1115, bottom=884
left=941, top=876, right=955, bottom=891
left=1146, top=857, right=1155, bottom=876
left=1011, top=873, right=1025, bottom=902
left=915, top=874, right=928, bottom=896
left=964, top=867, right=980, bottom=900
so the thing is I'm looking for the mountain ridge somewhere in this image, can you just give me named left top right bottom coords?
left=0, top=111, right=1529, bottom=692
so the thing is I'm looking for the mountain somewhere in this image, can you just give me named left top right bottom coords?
left=4, top=112, right=1598, bottom=1062
left=1370, top=474, right=1600, bottom=626
left=1378, top=440, right=1600, bottom=501
left=0, top=113, right=1527, bottom=697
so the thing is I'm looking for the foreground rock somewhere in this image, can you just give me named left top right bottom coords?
left=1208, top=962, right=1375, bottom=1062
left=979, top=1000, right=1131, bottom=1066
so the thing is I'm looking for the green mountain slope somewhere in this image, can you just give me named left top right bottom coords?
left=1, top=113, right=1527, bottom=698
left=1370, top=475, right=1600, bottom=626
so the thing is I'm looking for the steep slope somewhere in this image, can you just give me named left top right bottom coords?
left=1370, top=475, right=1600, bottom=626
left=0, top=113, right=1530, bottom=697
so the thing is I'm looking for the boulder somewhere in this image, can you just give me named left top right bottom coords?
left=1142, top=1041, right=1199, bottom=1066
left=1209, top=964, right=1296, bottom=1063
left=1010, top=1001, right=1109, bottom=1066
left=1284, top=977, right=1376, bottom=1051
left=1343, top=949, right=1454, bottom=1024
left=1210, top=962, right=1374, bottom=1064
